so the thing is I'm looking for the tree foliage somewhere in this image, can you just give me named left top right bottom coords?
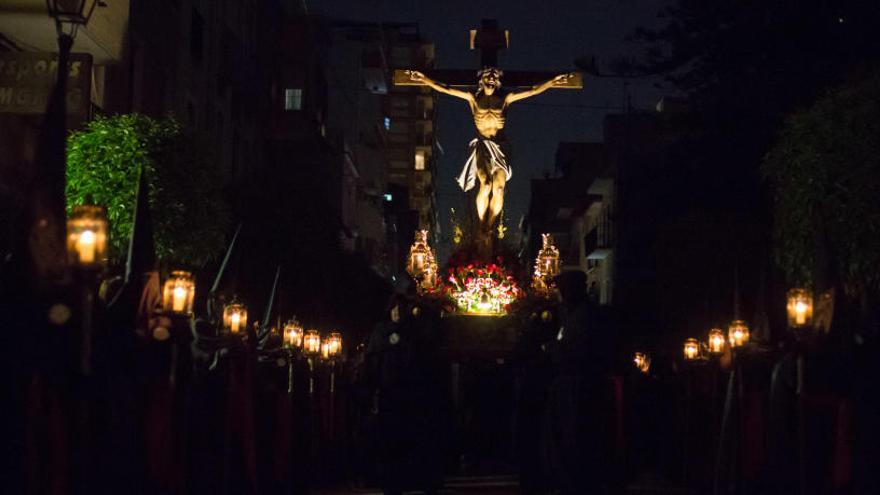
left=66, top=114, right=230, bottom=267
left=763, top=70, right=880, bottom=294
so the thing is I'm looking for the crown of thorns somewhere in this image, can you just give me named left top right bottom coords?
left=477, top=67, right=504, bottom=79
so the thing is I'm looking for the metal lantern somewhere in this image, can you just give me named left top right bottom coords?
left=786, top=288, right=814, bottom=328
left=162, top=270, right=195, bottom=315
left=321, top=341, right=331, bottom=360
left=67, top=204, right=108, bottom=269
left=727, top=320, right=750, bottom=348
left=46, top=0, right=99, bottom=27
left=406, top=230, right=434, bottom=281
left=536, top=233, right=561, bottom=278
left=222, top=300, right=247, bottom=335
left=633, top=352, right=651, bottom=374
left=303, top=329, right=321, bottom=356
left=683, top=338, right=700, bottom=361
left=708, top=328, right=725, bottom=354
left=283, top=319, right=304, bottom=349
left=327, top=332, right=343, bottom=359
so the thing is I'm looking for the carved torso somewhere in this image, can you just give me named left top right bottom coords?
left=470, top=91, right=507, bottom=139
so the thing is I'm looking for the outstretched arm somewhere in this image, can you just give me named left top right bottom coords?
left=406, top=70, right=474, bottom=102
left=505, top=73, right=576, bottom=105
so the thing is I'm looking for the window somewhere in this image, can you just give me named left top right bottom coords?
left=284, top=88, right=302, bottom=111
left=383, top=193, right=393, bottom=202
left=384, top=117, right=391, bottom=130
left=414, top=149, right=426, bottom=170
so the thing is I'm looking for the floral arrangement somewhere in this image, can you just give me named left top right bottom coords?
left=443, top=257, right=524, bottom=315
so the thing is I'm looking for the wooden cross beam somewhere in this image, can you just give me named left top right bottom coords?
left=394, top=18, right=582, bottom=90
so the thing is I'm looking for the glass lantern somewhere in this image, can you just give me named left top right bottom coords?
left=303, top=329, right=321, bottom=356
left=223, top=300, right=247, bottom=335
left=67, top=204, right=108, bottom=269
left=633, top=352, right=651, bottom=374
left=283, top=319, right=304, bottom=349
left=728, top=320, right=750, bottom=348
left=327, top=332, right=343, bottom=359
left=786, top=288, right=814, bottom=328
left=708, top=328, right=725, bottom=354
left=683, top=338, right=700, bottom=361
left=536, top=233, right=561, bottom=278
left=162, top=270, right=195, bottom=315
left=406, top=230, right=434, bottom=281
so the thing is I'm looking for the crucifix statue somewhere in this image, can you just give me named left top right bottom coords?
left=395, top=20, right=582, bottom=250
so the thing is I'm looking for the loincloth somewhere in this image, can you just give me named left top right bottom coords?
left=456, top=137, right=512, bottom=192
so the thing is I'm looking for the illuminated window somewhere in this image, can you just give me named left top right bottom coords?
left=384, top=117, right=391, bottom=130
left=383, top=193, right=393, bottom=202
left=284, top=88, right=302, bottom=111
left=414, top=150, right=426, bottom=170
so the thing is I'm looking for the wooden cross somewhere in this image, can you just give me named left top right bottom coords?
left=393, top=19, right=583, bottom=90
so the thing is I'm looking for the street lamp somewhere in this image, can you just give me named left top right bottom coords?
left=303, top=329, right=321, bottom=395
left=708, top=328, right=725, bottom=355
left=66, top=203, right=108, bottom=270
left=786, top=288, right=813, bottom=329
left=46, top=0, right=99, bottom=34
left=222, top=300, right=247, bottom=335
left=162, top=270, right=195, bottom=315
left=727, top=320, right=750, bottom=349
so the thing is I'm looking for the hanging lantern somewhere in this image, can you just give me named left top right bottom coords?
left=786, top=288, right=814, bottom=329
left=683, top=338, right=700, bottom=361
left=67, top=204, right=109, bottom=269
left=406, top=230, right=433, bottom=281
left=728, top=320, right=750, bottom=348
left=223, top=300, right=247, bottom=335
left=708, top=328, right=725, bottom=354
left=162, top=270, right=195, bottom=315
left=633, top=352, right=651, bottom=374
left=283, top=318, right=304, bottom=349
left=303, top=329, right=321, bottom=356
left=327, top=332, right=343, bottom=359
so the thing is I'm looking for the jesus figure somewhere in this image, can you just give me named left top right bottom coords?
left=406, top=67, right=574, bottom=230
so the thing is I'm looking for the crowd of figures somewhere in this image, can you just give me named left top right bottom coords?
left=5, top=263, right=878, bottom=494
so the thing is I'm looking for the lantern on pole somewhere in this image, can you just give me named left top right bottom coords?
left=162, top=270, right=195, bottom=315
left=708, top=328, right=725, bottom=354
left=223, top=300, right=247, bottom=335
left=786, top=288, right=814, bottom=329
left=283, top=318, right=304, bottom=349
left=46, top=0, right=99, bottom=30
left=326, top=332, right=343, bottom=360
left=67, top=204, right=108, bottom=269
left=727, top=320, right=750, bottom=349
left=683, top=338, right=700, bottom=361
left=633, top=352, right=651, bottom=374
left=303, top=329, right=321, bottom=356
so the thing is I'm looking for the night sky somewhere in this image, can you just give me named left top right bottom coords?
left=313, top=0, right=671, bottom=249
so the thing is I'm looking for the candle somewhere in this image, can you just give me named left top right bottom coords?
left=77, top=229, right=96, bottom=263
left=795, top=301, right=807, bottom=325
left=172, top=286, right=186, bottom=312
left=230, top=311, right=241, bottom=333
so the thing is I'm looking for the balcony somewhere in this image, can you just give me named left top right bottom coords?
left=585, top=225, right=612, bottom=260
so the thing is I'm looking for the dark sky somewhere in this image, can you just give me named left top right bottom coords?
left=312, top=0, right=671, bottom=249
